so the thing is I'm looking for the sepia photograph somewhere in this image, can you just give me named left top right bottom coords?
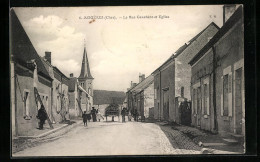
left=10, top=4, right=245, bottom=156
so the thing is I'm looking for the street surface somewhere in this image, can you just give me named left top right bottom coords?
left=13, top=119, right=200, bottom=156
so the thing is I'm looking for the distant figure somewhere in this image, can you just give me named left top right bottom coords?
left=37, top=105, right=48, bottom=130
left=128, top=110, right=132, bottom=121
left=91, top=107, right=97, bottom=122
left=82, top=111, right=88, bottom=126
left=133, top=108, right=138, bottom=122
left=96, top=109, right=104, bottom=122
left=121, top=108, right=126, bottom=122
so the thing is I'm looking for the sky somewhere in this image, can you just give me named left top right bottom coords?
left=14, top=5, right=223, bottom=92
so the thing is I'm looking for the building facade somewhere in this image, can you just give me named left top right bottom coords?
left=127, top=74, right=154, bottom=119
left=153, top=22, right=219, bottom=123
left=11, top=10, right=53, bottom=136
left=189, top=5, right=244, bottom=137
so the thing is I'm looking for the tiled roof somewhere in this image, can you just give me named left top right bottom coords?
left=10, top=9, right=52, bottom=81
left=152, top=22, right=219, bottom=74
left=128, top=75, right=154, bottom=94
left=93, top=90, right=125, bottom=105
left=189, top=6, right=243, bottom=65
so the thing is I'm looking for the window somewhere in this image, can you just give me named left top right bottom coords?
left=204, top=84, right=208, bottom=115
left=223, top=74, right=229, bottom=116
left=193, top=89, right=196, bottom=114
left=24, top=91, right=31, bottom=120
left=57, top=96, right=60, bottom=112
left=197, top=87, right=201, bottom=115
left=154, top=89, right=157, bottom=99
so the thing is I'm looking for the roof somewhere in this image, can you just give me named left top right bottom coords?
left=152, top=22, right=219, bottom=74
left=53, top=66, right=69, bottom=80
left=93, top=90, right=125, bottom=105
left=128, top=75, right=154, bottom=94
left=189, top=6, right=243, bottom=65
left=78, top=47, right=94, bottom=79
left=10, top=9, right=52, bottom=81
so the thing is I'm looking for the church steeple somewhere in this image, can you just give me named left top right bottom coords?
left=78, top=41, right=93, bottom=79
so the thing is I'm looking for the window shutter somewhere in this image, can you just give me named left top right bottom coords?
left=221, top=76, right=223, bottom=116
left=207, top=83, right=210, bottom=115
left=228, top=72, right=233, bottom=117
left=201, top=85, right=204, bottom=115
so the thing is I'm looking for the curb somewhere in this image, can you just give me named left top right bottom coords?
left=18, top=124, right=69, bottom=139
left=12, top=120, right=83, bottom=154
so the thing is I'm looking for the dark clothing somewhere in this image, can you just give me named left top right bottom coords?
left=121, top=109, right=126, bottom=122
left=91, top=109, right=97, bottom=122
left=37, top=107, right=47, bottom=130
left=82, top=114, right=88, bottom=126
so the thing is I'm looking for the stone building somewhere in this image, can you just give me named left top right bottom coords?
left=126, top=74, right=154, bottom=119
left=68, top=46, right=94, bottom=118
left=93, top=90, right=125, bottom=116
left=11, top=10, right=53, bottom=136
left=40, top=52, right=70, bottom=123
left=189, top=6, right=244, bottom=138
left=152, top=22, right=219, bottom=123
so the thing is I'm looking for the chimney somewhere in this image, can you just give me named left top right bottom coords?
left=181, top=87, right=184, bottom=98
left=139, top=73, right=146, bottom=83
left=45, top=51, right=51, bottom=64
left=130, top=81, right=133, bottom=88
left=223, top=5, right=237, bottom=24
left=139, top=73, right=142, bottom=83
left=142, top=74, right=145, bottom=81
left=70, top=73, right=74, bottom=77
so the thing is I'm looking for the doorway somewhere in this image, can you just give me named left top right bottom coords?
left=235, top=68, right=242, bottom=134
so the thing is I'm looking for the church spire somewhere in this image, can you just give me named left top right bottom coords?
left=78, top=41, right=93, bottom=79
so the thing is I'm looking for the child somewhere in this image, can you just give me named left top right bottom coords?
left=82, top=111, right=88, bottom=126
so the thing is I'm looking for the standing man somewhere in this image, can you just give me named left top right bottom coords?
left=37, top=105, right=47, bottom=130
left=91, top=107, right=97, bottom=122
left=121, top=108, right=126, bottom=123
left=82, top=111, right=88, bottom=126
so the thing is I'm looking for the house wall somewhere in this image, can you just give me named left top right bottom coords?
left=51, top=77, right=69, bottom=123
left=144, top=82, right=154, bottom=118
left=153, top=60, right=175, bottom=122
left=175, top=24, right=219, bottom=101
left=215, top=19, right=244, bottom=136
left=15, top=68, right=52, bottom=136
left=191, top=49, right=214, bottom=132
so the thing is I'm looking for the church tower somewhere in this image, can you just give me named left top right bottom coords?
left=78, top=43, right=94, bottom=96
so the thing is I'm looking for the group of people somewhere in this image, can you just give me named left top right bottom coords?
left=82, top=107, right=104, bottom=127
left=36, top=105, right=141, bottom=129
left=121, top=108, right=140, bottom=123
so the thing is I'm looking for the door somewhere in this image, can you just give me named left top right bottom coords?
left=163, top=91, right=169, bottom=121
left=197, top=87, right=201, bottom=127
left=235, top=68, right=242, bottom=134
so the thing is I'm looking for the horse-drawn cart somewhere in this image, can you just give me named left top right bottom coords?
left=104, top=103, right=119, bottom=122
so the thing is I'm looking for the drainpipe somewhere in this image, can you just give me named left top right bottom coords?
left=212, top=46, right=218, bottom=132
left=159, top=69, right=162, bottom=121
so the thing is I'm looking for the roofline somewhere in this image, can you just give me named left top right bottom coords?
left=127, top=75, right=154, bottom=93
left=189, top=6, right=243, bottom=65
left=53, top=66, right=69, bottom=80
left=151, top=22, right=220, bottom=75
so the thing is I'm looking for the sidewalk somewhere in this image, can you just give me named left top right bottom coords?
left=12, top=120, right=83, bottom=154
left=170, top=123, right=245, bottom=154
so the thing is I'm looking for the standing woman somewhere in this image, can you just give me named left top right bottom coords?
left=91, top=107, right=97, bottom=122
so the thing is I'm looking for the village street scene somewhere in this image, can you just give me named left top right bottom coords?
left=11, top=5, right=245, bottom=156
